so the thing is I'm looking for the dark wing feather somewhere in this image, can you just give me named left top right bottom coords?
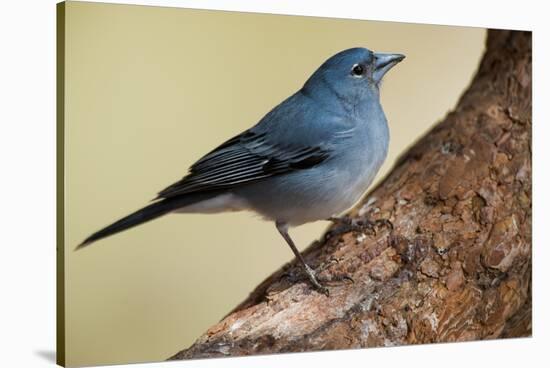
left=156, top=130, right=330, bottom=199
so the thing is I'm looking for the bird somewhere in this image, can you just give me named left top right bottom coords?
left=77, top=47, right=405, bottom=295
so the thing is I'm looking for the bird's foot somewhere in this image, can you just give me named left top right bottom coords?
left=303, top=264, right=330, bottom=296
left=279, top=259, right=354, bottom=297
left=318, top=273, right=354, bottom=288
left=316, top=256, right=354, bottom=286
left=363, top=218, right=394, bottom=235
left=326, top=216, right=361, bottom=238
left=326, top=216, right=393, bottom=239
left=304, top=259, right=354, bottom=296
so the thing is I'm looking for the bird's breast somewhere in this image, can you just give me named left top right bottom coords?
left=332, top=114, right=389, bottom=207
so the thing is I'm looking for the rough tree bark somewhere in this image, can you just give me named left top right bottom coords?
left=170, top=29, right=531, bottom=360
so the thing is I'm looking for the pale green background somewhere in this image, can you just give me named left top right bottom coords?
left=63, top=2, right=485, bottom=366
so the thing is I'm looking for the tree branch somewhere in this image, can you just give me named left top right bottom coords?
left=170, top=29, right=532, bottom=360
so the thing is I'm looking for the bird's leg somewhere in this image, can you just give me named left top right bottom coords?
left=276, top=221, right=329, bottom=296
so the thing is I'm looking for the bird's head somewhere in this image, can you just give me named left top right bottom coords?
left=302, top=47, right=404, bottom=111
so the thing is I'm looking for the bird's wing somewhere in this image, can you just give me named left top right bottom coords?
left=156, top=129, right=331, bottom=199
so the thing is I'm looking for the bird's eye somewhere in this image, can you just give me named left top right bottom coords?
left=351, top=64, right=365, bottom=77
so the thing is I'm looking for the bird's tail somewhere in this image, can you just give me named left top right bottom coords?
left=76, top=194, right=211, bottom=250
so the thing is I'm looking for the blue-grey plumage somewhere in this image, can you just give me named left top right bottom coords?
left=78, top=47, right=405, bottom=294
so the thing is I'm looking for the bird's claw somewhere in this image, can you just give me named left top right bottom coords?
left=320, top=274, right=355, bottom=287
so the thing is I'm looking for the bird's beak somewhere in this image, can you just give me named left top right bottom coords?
left=373, top=52, right=405, bottom=83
